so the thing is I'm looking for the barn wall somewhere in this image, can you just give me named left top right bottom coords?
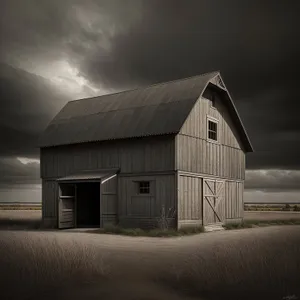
left=101, top=176, right=118, bottom=227
left=175, top=85, right=246, bottom=223
left=177, top=171, right=244, bottom=226
left=180, top=89, right=244, bottom=150
left=177, top=174, right=202, bottom=228
left=225, top=180, right=244, bottom=221
left=40, top=135, right=175, bottom=179
left=42, top=179, right=59, bottom=227
left=118, top=174, right=176, bottom=229
left=176, top=86, right=246, bottom=180
left=176, top=134, right=245, bottom=180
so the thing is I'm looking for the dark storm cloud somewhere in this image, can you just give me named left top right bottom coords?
left=0, top=63, right=68, bottom=157
left=245, top=170, right=300, bottom=192
left=0, top=0, right=142, bottom=67
left=0, top=0, right=300, bottom=189
left=77, top=1, right=299, bottom=90
left=0, top=157, right=40, bottom=188
left=73, top=0, right=300, bottom=170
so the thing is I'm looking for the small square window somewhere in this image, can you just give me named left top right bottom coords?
left=138, top=181, right=150, bottom=194
left=208, top=120, right=218, bottom=141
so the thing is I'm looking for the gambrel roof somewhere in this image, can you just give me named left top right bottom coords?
left=39, top=71, right=253, bottom=152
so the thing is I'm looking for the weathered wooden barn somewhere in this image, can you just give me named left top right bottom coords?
left=39, top=71, right=253, bottom=231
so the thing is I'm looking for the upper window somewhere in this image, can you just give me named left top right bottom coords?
left=208, top=120, right=218, bottom=141
left=138, top=181, right=150, bottom=194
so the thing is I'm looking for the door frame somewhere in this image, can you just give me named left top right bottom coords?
left=57, top=174, right=118, bottom=229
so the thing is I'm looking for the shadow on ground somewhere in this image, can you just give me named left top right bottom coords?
left=0, top=218, right=42, bottom=230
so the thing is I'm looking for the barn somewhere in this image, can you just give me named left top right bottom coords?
left=39, top=71, right=253, bottom=231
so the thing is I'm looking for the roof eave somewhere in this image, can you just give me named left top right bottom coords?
left=211, top=73, right=254, bottom=153
left=39, top=131, right=179, bottom=149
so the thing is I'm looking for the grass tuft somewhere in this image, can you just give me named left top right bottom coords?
left=85, top=224, right=205, bottom=237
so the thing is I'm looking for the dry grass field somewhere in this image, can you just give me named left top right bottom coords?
left=245, top=211, right=300, bottom=221
left=0, top=226, right=299, bottom=300
left=0, top=210, right=300, bottom=300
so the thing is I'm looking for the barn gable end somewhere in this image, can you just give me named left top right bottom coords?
left=176, top=73, right=251, bottom=230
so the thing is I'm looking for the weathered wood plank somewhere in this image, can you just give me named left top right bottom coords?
left=42, top=180, right=59, bottom=219
left=224, top=180, right=243, bottom=220
left=119, top=174, right=175, bottom=219
left=180, top=87, right=244, bottom=150
left=176, top=134, right=244, bottom=180
left=41, top=136, right=175, bottom=179
left=178, top=175, right=202, bottom=223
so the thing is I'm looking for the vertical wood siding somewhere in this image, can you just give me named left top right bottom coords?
left=180, top=89, right=245, bottom=149
left=118, top=174, right=175, bottom=228
left=101, top=176, right=118, bottom=227
left=178, top=175, right=202, bottom=228
left=176, top=85, right=246, bottom=180
left=176, top=134, right=244, bottom=180
left=225, top=180, right=244, bottom=219
left=42, top=180, right=59, bottom=223
left=41, top=136, right=175, bottom=179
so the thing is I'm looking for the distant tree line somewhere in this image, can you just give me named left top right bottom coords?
left=244, top=204, right=300, bottom=212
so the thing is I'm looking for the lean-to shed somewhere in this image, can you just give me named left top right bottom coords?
left=39, top=71, right=253, bottom=231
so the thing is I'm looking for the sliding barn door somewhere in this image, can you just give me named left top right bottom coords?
left=58, top=183, right=76, bottom=229
left=203, top=179, right=225, bottom=225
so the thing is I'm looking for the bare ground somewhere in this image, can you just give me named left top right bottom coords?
left=0, top=225, right=300, bottom=300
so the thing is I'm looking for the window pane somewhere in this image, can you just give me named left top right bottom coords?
left=209, top=131, right=217, bottom=141
left=139, top=181, right=150, bottom=194
left=209, top=121, right=217, bottom=131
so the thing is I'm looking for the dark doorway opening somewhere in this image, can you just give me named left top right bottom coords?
left=76, top=182, right=100, bottom=227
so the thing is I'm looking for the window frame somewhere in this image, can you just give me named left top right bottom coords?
left=137, top=181, right=150, bottom=195
left=207, top=116, right=219, bottom=143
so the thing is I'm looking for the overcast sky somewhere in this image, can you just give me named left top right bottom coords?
left=0, top=0, right=299, bottom=202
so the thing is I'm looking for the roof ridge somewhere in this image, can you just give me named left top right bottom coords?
left=69, top=70, right=219, bottom=103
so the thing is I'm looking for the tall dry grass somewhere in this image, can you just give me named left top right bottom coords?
left=0, top=226, right=299, bottom=300
left=0, top=233, right=111, bottom=299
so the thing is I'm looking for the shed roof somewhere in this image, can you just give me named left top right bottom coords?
left=57, top=168, right=119, bottom=183
left=39, top=71, right=253, bottom=152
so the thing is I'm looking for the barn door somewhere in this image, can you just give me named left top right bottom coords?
left=203, top=179, right=225, bottom=225
left=58, top=183, right=76, bottom=229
